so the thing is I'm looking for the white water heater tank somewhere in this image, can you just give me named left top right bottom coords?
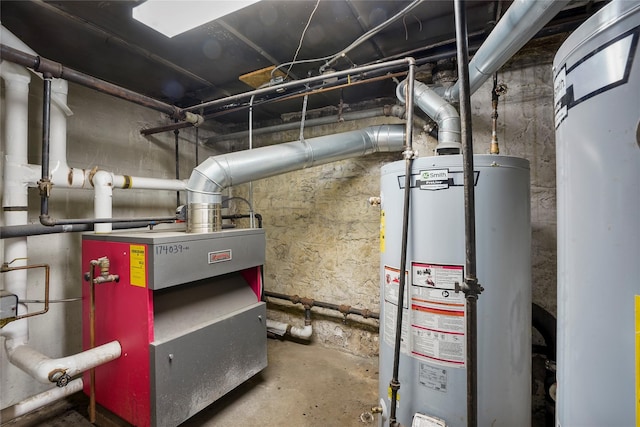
left=554, top=1, right=640, bottom=426
left=378, top=155, right=531, bottom=426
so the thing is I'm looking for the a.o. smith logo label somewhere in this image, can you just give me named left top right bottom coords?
left=208, top=249, right=232, bottom=264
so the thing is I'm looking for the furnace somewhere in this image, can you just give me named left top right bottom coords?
left=81, top=227, right=266, bottom=427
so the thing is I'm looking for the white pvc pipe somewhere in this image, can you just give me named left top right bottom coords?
left=93, top=170, right=113, bottom=233
left=0, top=61, right=32, bottom=345
left=111, top=174, right=186, bottom=191
left=266, top=319, right=313, bottom=340
left=6, top=341, right=121, bottom=384
left=0, top=378, right=84, bottom=422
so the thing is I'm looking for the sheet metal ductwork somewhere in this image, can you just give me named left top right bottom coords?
left=186, top=124, right=406, bottom=232
left=444, top=0, right=570, bottom=101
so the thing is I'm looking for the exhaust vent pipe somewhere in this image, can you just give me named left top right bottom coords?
left=186, top=124, right=406, bottom=232
left=444, top=0, right=569, bottom=101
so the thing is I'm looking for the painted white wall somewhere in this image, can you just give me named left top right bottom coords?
left=0, top=77, right=212, bottom=408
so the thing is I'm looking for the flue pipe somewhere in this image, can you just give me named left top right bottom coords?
left=396, top=80, right=460, bottom=154
left=186, top=124, right=406, bottom=232
left=444, top=0, right=569, bottom=101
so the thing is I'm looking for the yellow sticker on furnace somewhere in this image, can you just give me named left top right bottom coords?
left=130, top=245, right=146, bottom=288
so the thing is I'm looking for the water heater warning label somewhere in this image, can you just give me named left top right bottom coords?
left=383, top=265, right=410, bottom=354
left=410, top=262, right=465, bottom=367
left=130, top=245, right=146, bottom=288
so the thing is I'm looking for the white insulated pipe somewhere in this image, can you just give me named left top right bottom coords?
left=0, top=378, right=84, bottom=422
left=5, top=341, right=121, bottom=384
left=1, top=61, right=32, bottom=344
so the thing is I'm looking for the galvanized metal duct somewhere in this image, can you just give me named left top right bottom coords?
left=444, top=0, right=570, bottom=101
left=186, top=124, right=406, bottom=232
left=396, top=0, right=568, bottom=155
left=397, top=80, right=461, bottom=154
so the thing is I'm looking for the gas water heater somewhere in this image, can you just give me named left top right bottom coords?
left=554, top=1, right=640, bottom=425
left=82, top=228, right=266, bottom=427
left=378, top=155, right=531, bottom=426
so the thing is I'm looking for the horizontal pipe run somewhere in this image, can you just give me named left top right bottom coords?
left=0, top=378, right=84, bottom=422
left=6, top=341, right=121, bottom=385
left=264, top=291, right=379, bottom=320
left=0, top=44, right=185, bottom=120
left=266, top=319, right=313, bottom=340
left=140, top=68, right=406, bottom=136
left=0, top=221, right=169, bottom=239
left=206, top=106, right=405, bottom=146
left=184, top=58, right=416, bottom=113
left=39, top=216, right=176, bottom=227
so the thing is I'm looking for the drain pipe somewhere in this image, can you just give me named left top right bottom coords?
left=454, top=1, right=482, bottom=426
left=388, top=62, right=416, bottom=427
left=186, top=124, right=407, bottom=232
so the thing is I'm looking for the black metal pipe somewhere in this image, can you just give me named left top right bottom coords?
left=39, top=74, right=53, bottom=220
left=195, top=124, right=200, bottom=166
left=39, top=216, right=176, bottom=227
left=222, top=213, right=263, bottom=229
left=454, top=1, right=482, bottom=426
left=174, top=126, right=181, bottom=206
left=388, top=61, right=416, bottom=427
left=264, top=290, right=379, bottom=320
left=0, top=44, right=182, bottom=120
left=0, top=221, right=169, bottom=239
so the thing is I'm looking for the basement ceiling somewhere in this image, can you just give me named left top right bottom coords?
left=1, top=1, right=604, bottom=126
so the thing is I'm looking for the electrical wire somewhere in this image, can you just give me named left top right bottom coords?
left=273, top=0, right=423, bottom=79
left=285, top=0, right=321, bottom=80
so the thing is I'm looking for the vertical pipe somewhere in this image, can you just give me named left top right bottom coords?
left=195, top=123, right=200, bottom=166
left=248, top=95, right=256, bottom=228
left=88, top=263, right=96, bottom=423
left=388, top=59, right=416, bottom=427
left=174, top=126, right=180, bottom=206
left=454, top=1, right=481, bottom=427
left=39, top=74, right=53, bottom=219
left=1, top=64, right=32, bottom=345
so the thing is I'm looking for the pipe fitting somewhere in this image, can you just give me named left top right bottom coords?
left=299, top=297, right=314, bottom=309
left=48, top=369, right=71, bottom=387
left=183, top=111, right=205, bottom=127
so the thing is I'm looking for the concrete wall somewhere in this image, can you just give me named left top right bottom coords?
left=1, top=36, right=560, bottom=409
left=0, top=77, right=212, bottom=408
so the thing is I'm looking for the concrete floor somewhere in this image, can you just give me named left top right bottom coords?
left=3, top=338, right=550, bottom=427
left=3, top=338, right=380, bottom=427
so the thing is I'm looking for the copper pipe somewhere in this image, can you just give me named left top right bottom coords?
left=0, top=262, right=50, bottom=321
left=88, top=260, right=97, bottom=424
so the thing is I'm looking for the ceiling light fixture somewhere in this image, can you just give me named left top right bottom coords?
left=132, top=0, right=260, bottom=38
